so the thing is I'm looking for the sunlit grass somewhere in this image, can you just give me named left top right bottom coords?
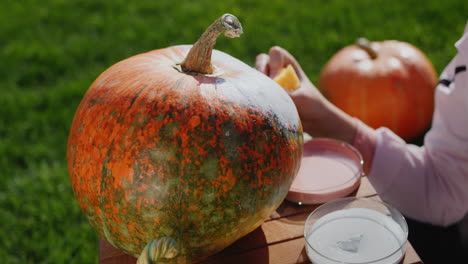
left=0, top=0, right=466, bottom=262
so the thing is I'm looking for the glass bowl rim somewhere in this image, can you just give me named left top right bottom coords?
left=303, top=197, right=409, bottom=264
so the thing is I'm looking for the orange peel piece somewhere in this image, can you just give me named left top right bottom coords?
left=273, top=64, right=301, bottom=91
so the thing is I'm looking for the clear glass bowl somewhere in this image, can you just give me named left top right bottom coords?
left=304, top=197, right=408, bottom=264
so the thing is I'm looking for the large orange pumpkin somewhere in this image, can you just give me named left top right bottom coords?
left=319, top=38, right=437, bottom=141
left=67, top=14, right=303, bottom=263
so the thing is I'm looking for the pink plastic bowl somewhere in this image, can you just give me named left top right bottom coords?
left=286, top=138, right=363, bottom=204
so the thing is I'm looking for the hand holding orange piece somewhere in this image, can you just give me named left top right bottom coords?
left=273, top=64, right=301, bottom=91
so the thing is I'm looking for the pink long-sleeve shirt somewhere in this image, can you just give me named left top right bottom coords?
left=353, top=23, right=468, bottom=227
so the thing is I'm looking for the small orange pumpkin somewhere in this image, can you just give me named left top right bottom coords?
left=319, top=38, right=437, bottom=141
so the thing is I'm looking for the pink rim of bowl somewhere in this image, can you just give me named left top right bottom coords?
left=286, top=138, right=364, bottom=204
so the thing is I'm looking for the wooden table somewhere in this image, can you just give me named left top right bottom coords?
left=99, top=177, right=423, bottom=264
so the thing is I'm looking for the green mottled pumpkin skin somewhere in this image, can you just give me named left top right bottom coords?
left=67, top=45, right=303, bottom=263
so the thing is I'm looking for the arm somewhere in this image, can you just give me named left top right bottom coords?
left=368, top=46, right=468, bottom=226
left=256, top=47, right=358, bottom=144
left=256, top=35, right=468, bottom=226
left=256, top=47, right=378, bottom=174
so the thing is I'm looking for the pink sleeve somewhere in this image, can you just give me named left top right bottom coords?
left=368, top=126, right=468, bottom=227
left=356, top=28, right=468, bottom=226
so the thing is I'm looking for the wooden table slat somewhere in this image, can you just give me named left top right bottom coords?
left=269, top=177, right=376, bottom=221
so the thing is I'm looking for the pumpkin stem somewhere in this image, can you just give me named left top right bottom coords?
left=356, top=37, right=378, bottom=59
left=137, top=237, right=179, bottom=264
left=180, top=13, right=243, bottom=75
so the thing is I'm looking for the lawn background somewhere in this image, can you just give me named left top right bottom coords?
left=0, top=0, right=466, bottom=263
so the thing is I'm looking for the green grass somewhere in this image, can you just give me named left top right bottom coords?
left=0, top=0, right=466, bottom=262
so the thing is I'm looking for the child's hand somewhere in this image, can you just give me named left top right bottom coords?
left=255, top=47, right=327, bottom=134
